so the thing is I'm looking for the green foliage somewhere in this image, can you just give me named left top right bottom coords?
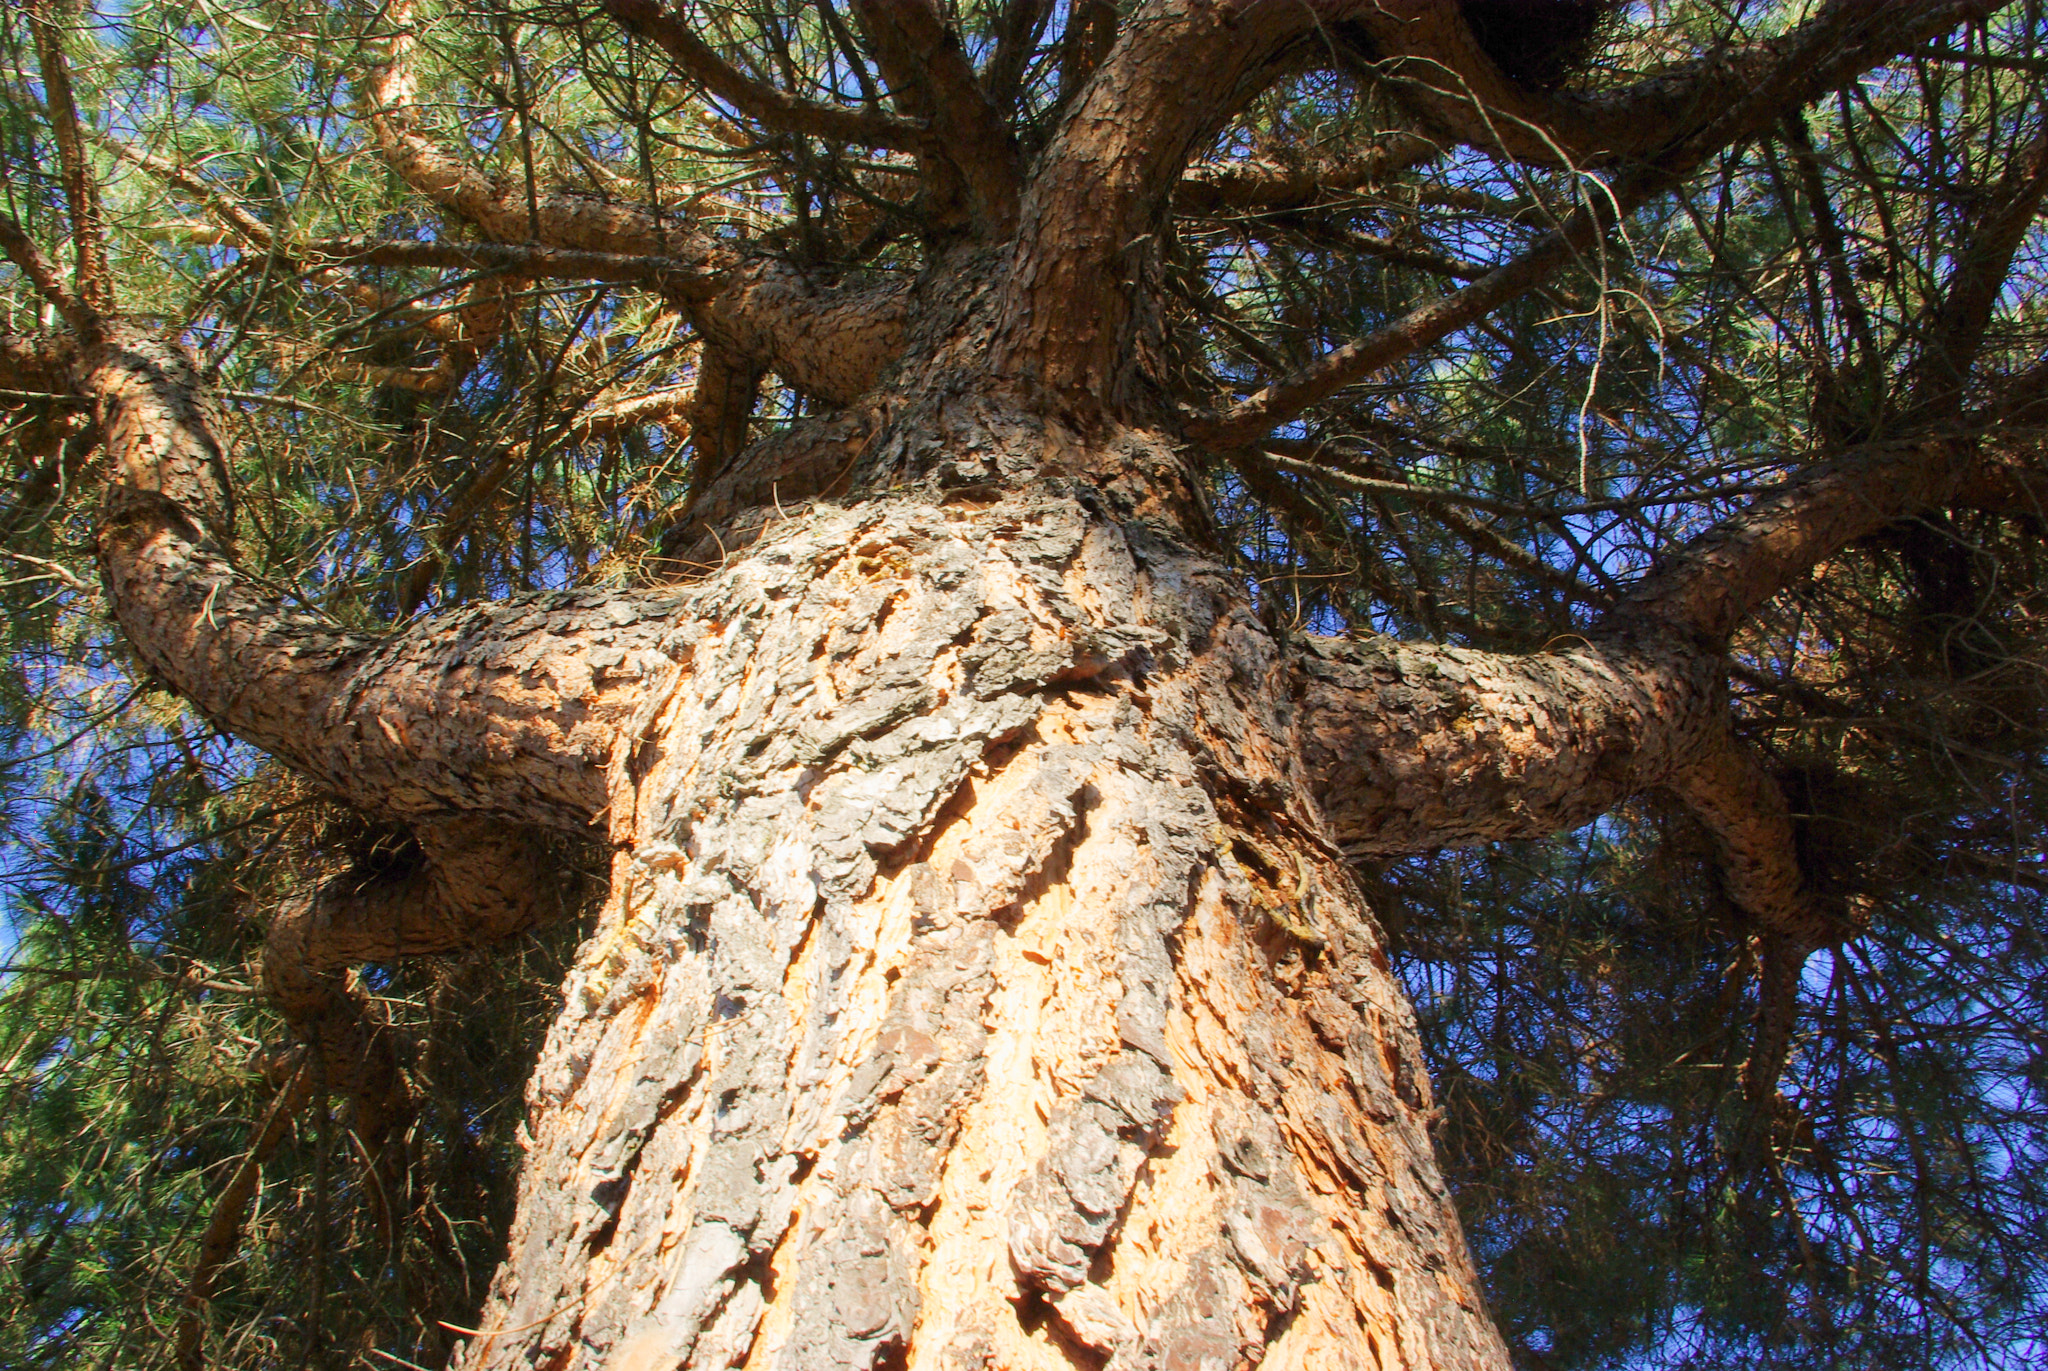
left=0, top=0, right=2044, bottom=1366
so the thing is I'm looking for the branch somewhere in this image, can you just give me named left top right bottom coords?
left=94, top=134, right=278, bottom=248
left=1909, top=127, right=2048, bottom=410
left=1608, top=358, right=2048, bottom=645
left=1176, top=133, right=1443, bottom=215
left=0, top=217, right=94, bottom=331
left=255, top=820, right=562, bottom=1174
left=984, top=0, right=1052, bottom=114
left=1191, top=0, right=2009, bottom=446
left=25, top=0, right=113, bottom=315
left=83, top=325, right=672, bottom=831
left=174, top=1053, right=315, bottom=1371
left=1670, top=735, right=1837, bottom=950
left=1189, top=214, right=1603, bottom=446
left=263, top=816, right=558, bottom=971
left=0, top=329, right=79, bottom=393
left=994, top=0, right=1339, bottom=402
left=365, top=5, right=718, bottom=264
left=1292, top=631, right=1726, bottom=859
left=1346, top=0, right=2006, bottom=169
left=364, top=2, right=909, bottom=408
left=850, top=0, right=1020, bottom=234
left=600, top=0, right=923, bottom=149
left=1612, top=433, right=1974, bottom=645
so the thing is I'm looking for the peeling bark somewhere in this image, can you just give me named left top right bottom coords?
left=41, top=1, right=2028, bottom=1362
left=458, top=489, right=1507, bottom=1371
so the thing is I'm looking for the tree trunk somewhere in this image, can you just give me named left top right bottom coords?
left=459, top=481, right=1508, bottom=1370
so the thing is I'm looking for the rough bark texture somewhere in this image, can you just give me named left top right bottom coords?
left=459, top=487, right=1506, bottom=1371
left=18, top=0, right=2020, bottom=1363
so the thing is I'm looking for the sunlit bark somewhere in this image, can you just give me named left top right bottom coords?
left=0, top=0, right=2027, bottom=1364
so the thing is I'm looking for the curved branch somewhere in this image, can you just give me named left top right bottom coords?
left=1347, top=0, right=2005, bottom=169
left=365, top=4, right=724, bottom=266
left=175, top=1054, right=315, bottom=1371
left=601, top=0, right=924, bottom=149
left=82, top=325, right=671, bottom=832
left=265, top=816, right=559, bottom=972
left=0, top=330, right=80, bottom=395
left=257, top=816, right=546, bottom=1176
left=1611, top=433, right=1975, bottom=645
left=0, top=217, right=94, bottom=331
left=365, top=0, right=909, bottom=409
left=1669, top=733, right=1836, bottom=950
left=850, top=0, right=1021, bottom=234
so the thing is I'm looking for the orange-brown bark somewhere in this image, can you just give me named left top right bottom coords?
left=23, top=1, right=2035, bottom=1364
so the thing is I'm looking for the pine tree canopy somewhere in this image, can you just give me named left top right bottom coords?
left=1, top=2, right=2045, bottom=1368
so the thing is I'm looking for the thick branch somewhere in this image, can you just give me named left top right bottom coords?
left=1292, top=630, right=1725, bottom=857
left=1669, top=733, right=1835, bottom=950
left=851, top=0, right=1021, bottom=234
left=365, top=0, right=908, bottom=407
left=365, top=4, right=725, bottom=265
left=0, top=329, right=80, bottom=395
left=1612, top=433, right=1974, bottom=644
left=995, top=0, right=1336, bottom=402
left=601, top=0, right=923, bottom=149
left=265, top=817, right=557, bottom=972
left=1348, top=0, right=2005, bottom=169
left=83, top=325, right=670, bottom=832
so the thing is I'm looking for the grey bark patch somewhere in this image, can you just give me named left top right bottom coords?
left=1007, top=1049, right=1182, bottom=1294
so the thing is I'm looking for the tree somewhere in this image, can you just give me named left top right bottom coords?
left=1, top=0, right=2045, bottom=1367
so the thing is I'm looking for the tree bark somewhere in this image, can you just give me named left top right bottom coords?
left=459, top=477, right=1509, bottom=1371
left=31, top=3, right=2009, bottom=1362
left=60, top=303, right=1518, bottom=1368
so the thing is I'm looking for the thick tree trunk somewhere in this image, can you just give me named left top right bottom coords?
left=458, top=485, right=1507, bottom=1370
left=61, top=280, right=1810, bottom=1371
left=57, top=305, right=1513, bottom=1371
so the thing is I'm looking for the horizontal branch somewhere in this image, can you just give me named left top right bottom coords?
left=1292, top=630, right=1725, bottom=857
left=1176, top=133, right=1442, bottom=215
left=1349, top=0, right=2004, bottom=169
